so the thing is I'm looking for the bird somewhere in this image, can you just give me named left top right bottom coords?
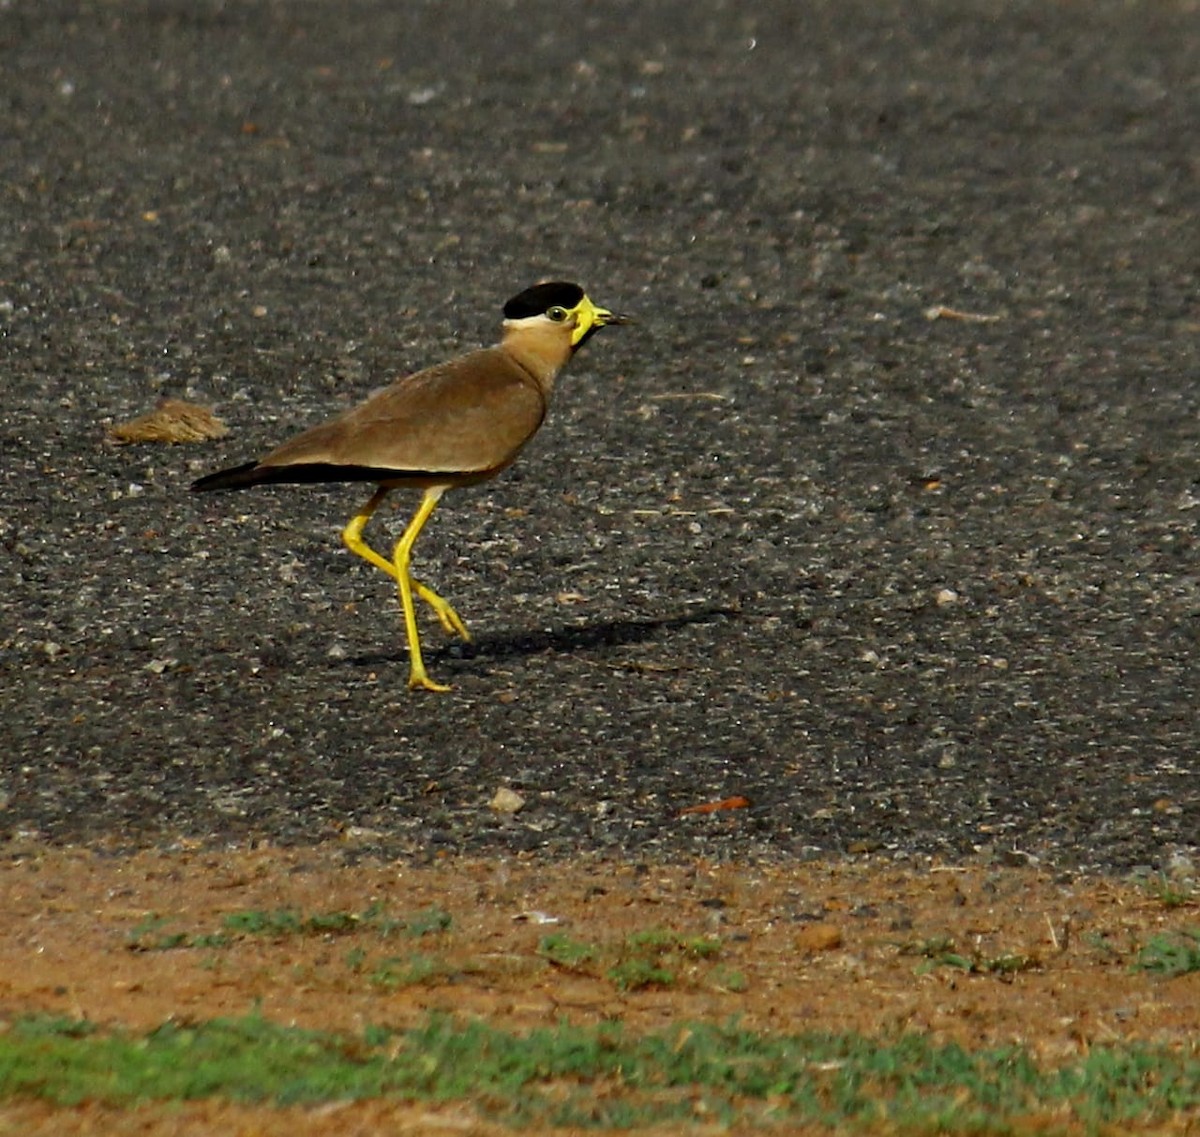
left=192, top=281, right=629, bottom=692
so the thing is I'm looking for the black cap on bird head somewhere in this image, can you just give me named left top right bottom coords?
left=502, top=281, right=585, bottom=320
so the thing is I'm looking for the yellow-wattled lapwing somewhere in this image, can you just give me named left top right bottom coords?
left=192, top=282, right=629, bottom=691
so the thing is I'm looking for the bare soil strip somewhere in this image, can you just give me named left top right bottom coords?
left=1, top=844, right=1197, bottom=1133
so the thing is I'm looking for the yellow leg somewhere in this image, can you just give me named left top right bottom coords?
left=342, top=486, right=394, bottom=572
left=414, top=580, right=471, bottom=641
left=393, top=487, right=449, bottom=691
left=342, top=489, right=470, bottom=641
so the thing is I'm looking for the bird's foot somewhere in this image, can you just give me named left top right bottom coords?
left=408, top=668, right=452, bottom=693
left=415, top=582, right=471, bottom=641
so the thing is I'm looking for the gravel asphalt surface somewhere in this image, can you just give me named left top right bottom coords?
left=2, top=1, right=1197, bottom=871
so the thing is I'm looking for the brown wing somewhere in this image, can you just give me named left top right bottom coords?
left=258, top=347, right=546, bottom=478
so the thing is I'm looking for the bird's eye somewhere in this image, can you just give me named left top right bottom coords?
left=546, top=306, right=569, bottom=322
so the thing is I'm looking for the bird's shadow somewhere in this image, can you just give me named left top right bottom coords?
left=343, top=604, right=737, bottom=670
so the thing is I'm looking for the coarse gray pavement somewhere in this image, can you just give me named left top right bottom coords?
left=2, top=0, right=1197, bottom=871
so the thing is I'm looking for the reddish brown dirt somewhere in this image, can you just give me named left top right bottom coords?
left=0, top=844, right=1197, bottom=1135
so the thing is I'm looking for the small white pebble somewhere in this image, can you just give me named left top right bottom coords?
left=489, top=786, right=525, bottom=814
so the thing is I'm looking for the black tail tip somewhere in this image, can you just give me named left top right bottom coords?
left=191, top=461, right=260, bottom=492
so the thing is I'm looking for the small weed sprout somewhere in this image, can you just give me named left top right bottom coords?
left=1134, top=930, right=1200, bottom=976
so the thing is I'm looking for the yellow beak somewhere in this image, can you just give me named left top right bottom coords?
left=570, top=296, right=632, bottom=346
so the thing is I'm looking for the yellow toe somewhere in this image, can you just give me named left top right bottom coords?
left=408, top=670, right=451, bottom=693
left=415, top=581, right=471, bottom=641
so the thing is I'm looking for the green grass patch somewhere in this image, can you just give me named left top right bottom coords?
left=368, top=952, right=451, bottom=990
left=537, top=933, right=598, bottom=970
left=126, top=914, right=232, bottom=952
left=606, top=955, right=677, bottom=992
left=1134, top=930, right=1200, bottom=976
left=707, top=965, right=748, bottom=993
left=538, top=927, right=724, bottom=992
left=899, top=935, right=1039, bottom=977
left=0, top=1012, right=1196, bottom=1129
left=127, top=904, right=452, bottom=952
left=1143, top=872, right=1196, bottom=910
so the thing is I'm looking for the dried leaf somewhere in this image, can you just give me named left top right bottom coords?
left=108, top=399, right=229, bottom=445
left=678, top=795, right=751, bottom=816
